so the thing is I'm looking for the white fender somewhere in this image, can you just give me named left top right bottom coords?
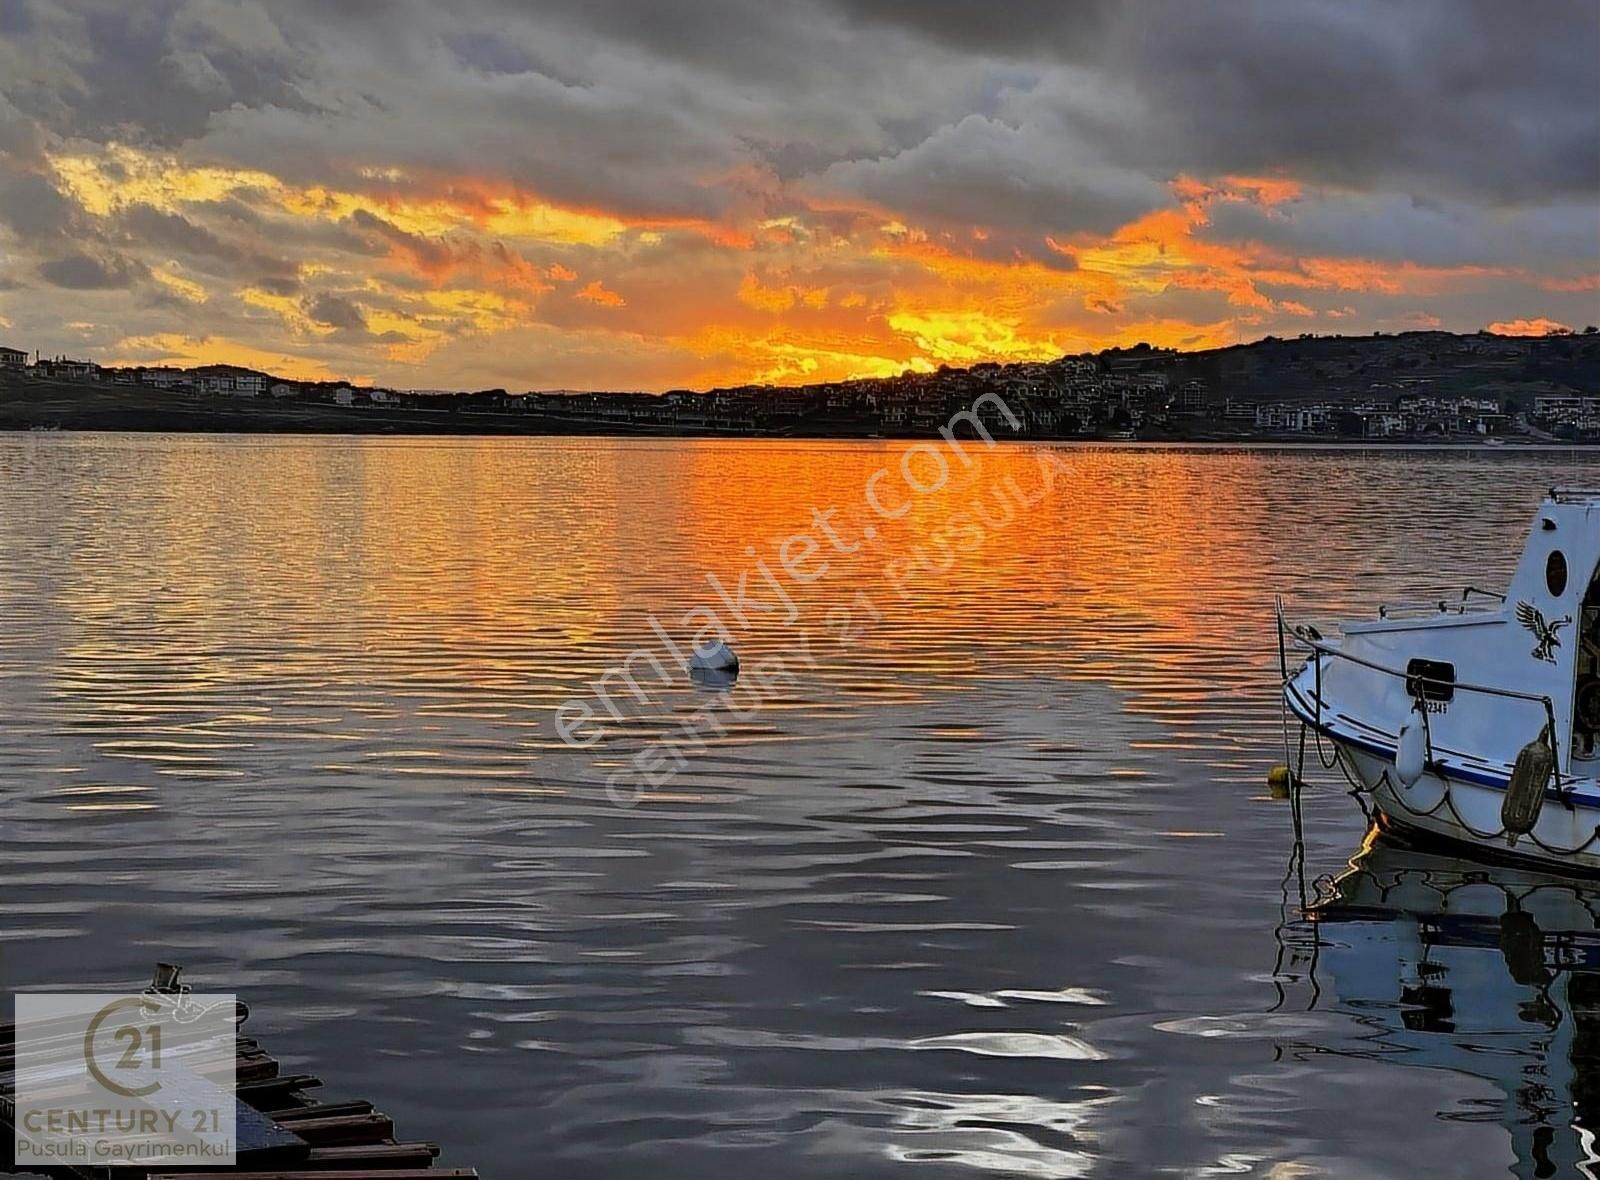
left=1396, top=705, right=1426, bottom=787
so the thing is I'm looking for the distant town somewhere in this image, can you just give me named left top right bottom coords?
left=2, top=327, right=1599, bottom=441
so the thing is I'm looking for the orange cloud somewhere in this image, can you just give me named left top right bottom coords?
left=1170, top=173, right=1302, bottom=218
left=737, top=272, right=833, bottom=313
left=1542, top=274, right=1600, bottom=292
left=1224, top=175, right=1303, bottom=206
left=1062, top=189, right=1509, bottom=328
left=577, top=280, right=626, bottom=308
left=1489, top=317, right=1571, bottom=336
left=32, top=142, right=1588, bottom=391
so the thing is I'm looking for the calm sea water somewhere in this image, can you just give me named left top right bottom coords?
left=4, top=434, right=1600, bottom=1179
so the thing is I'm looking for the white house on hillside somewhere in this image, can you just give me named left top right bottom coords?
left=139, top=367, right=187, bottom=389
left=191, top=364, right=265, bottom=397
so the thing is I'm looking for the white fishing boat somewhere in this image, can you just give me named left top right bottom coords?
left=1280, top=489, right=1600, bottom=872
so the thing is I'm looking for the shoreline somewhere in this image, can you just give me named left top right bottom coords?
left=0, top=377, right=1586, bottom=446
left=2, top=422, right=1584, bottom=447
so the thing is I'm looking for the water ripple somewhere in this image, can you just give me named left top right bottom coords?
left=5, top=436, right=1599, bottom=1176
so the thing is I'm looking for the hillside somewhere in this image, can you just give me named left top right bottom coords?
left=2, top=328, right=1597, bottom=439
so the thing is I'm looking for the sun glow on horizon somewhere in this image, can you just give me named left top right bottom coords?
left=16, top=142, right=1593, bottom=392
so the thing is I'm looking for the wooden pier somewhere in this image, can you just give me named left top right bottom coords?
left=1, top=965, right=477, bottom=1179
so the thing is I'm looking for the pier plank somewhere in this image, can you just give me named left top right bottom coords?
left=262, top=1101, right=376, bottom=1121
left=307, top=1142, right=442, bottom=1166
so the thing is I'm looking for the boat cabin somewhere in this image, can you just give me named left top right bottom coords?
left=1318, top=490, right=1600, bottom=778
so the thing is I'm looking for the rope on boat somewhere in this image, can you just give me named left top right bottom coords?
left=1296, top=715, right=1600, bottom=860
left=1301, top=715, right=1374, bottom=824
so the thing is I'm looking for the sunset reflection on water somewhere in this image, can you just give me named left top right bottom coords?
left=4, top=434, right=1600, bottom=1177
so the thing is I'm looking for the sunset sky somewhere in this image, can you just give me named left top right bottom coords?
left=0, top=0, right=1596, bottom=392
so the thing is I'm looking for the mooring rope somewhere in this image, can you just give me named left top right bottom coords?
left=1302, top=718, right=1600, bottom=860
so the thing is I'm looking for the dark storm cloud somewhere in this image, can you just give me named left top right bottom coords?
left=37, top=249, right=143, bottom=288
left=114, top=203, right=300, bottom=286
left=0, top=0, right=34, bottom=36
left=820, top=0, right=1118, bottom=58
left=252, top=274, right=298, bottom=297
left=443, top=30, right=538, bottom=77
left=197, top=197, right=263, bottom=227
left=457, top=0, right=858, bottom=89
left=1105, top=0, right=1600, bottom=204
left=304, top=292, right=365, bottom=331
left=0, top=94, right=46, bottom=165
left=800, top=0, right=1600, bottom=216
left=11, top=1, right=316, bottom=146
left=812, top=112, right=1167, bottom=235
left=1206, top=195, right=1600, bottom=272
left=470, top=0, right=1597, bottom=211
left=0, top=170, right=77, bottom=238
left=181, top=0, right=955, bottom=224
left=119, top=203, right=241, bottom=261
left=3, top=0, right=1595, bottom=231
left=347, top=208, right=454, bottom=272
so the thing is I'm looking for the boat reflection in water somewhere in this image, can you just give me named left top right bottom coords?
left=1288, top=831, right=1600, bottom=1178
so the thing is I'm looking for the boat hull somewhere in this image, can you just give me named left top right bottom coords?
left=1330, top=737, right=1600, bottom=874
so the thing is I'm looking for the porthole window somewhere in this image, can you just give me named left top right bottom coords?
left=1548, top=550, right=1569, bottom=597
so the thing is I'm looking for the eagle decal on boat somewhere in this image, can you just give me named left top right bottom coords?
left=1279, top=490, right=1600, bottom=873
left=1516, top=600, right=1570, bottom=663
